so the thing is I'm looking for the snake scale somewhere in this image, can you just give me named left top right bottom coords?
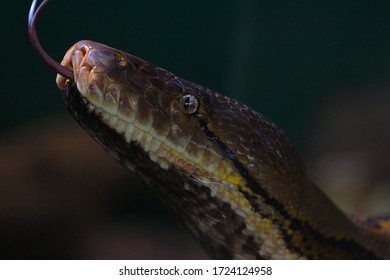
left=29, top=0, right=390, bottom=259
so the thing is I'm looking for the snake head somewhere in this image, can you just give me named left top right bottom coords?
left=57, top=39, right=307, bottom=199
left=29, top=0, right=306, bottom=201
left=55, top=40, right=227, bottom=176
left=55, top=39, right=210, bottom=139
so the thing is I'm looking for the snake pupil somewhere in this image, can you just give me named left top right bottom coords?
left=180, top=94, right=199, bottom=114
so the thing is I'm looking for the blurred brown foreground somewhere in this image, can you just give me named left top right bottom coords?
left=0, top=117, right=208, bottom=259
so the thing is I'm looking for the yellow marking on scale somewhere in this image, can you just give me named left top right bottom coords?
left=211, top=179, right=301, bottom=259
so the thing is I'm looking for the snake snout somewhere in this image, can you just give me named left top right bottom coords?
left=56, top=40, right=124, bottom=92
left=56, top=40, right=89, bottom=90
left=57, top=40, right=128, bottom=116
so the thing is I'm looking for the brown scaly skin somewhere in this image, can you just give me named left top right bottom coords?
left=55, top=40, right=390, bottom=259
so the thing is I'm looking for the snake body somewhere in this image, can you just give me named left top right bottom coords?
left=27, top=0, right=390, bottom=259
left=54, top=41, right=390, bottom=259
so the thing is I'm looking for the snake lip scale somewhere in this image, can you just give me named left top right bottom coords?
left=29, top=0, right=390, bottom=259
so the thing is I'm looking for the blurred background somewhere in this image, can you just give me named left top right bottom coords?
left=1, top=0, right=390, bottom=259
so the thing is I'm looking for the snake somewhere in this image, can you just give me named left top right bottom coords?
left=28, top=0, right=390, bottom=259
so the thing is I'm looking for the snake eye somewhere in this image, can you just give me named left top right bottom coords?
left=180, top=94, right=199, bottom=115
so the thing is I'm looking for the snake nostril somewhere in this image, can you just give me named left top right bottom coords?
left=79, top=45, right=89, bottom=57
left=68, top=42, right=93, bottom=76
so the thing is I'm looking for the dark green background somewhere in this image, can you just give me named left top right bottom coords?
left=4, top=0, right=390, bottom=145
left=2, top=0, right=390, bottom=259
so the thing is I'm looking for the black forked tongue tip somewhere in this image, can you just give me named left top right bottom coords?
left=28, top=0, right=74, bottom=80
